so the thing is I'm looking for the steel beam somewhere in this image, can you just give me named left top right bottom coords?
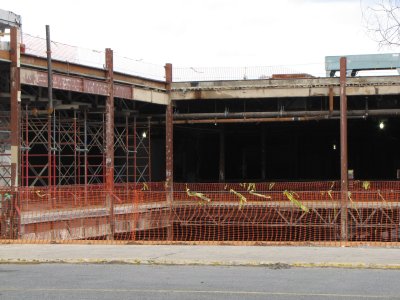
left=0, top=50, right=167, bottom=90
left=329, top=86, right=334, bottom=115
left=19, top=68, right=168, bottom=104
left=45, top=25, right=54, bottom=187
left=9, top=27, right=20, bottom=239
left=165, top=63, right=174, bottom=241
left=340, top=57, right=348, bottom=242
left=105, top=48, right=115, bottom=240
left=10, top=27, right=20, bottom=189
left=172, top=76, right=400, bottom=100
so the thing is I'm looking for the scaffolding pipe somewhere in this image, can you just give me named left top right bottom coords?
left=171, top=109, right=400, bottom=120
left=148, top=117, right=152, bottom=183
left=170, top=109, right=399, bottom=124
left=219, top=125, right=225, bottom=182
left=73, top=111, right=77, bottom=185
left=126, top=115, right=129, bottom=185
left=134, top=115, right=137, bottom=185
left=53, top=110, right=56, bottom=186
left=84, top=110, right=88, bottom=204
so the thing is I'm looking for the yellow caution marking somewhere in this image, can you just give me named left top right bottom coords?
left=283, top=190, right=309, bottom=213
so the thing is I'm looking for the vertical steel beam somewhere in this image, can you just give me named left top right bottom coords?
left=219, top=126, right=225, bottom=182
left=148, top=117, right=152, bottom=183
left=46, top=25, right=54, bottom=187
left=10, top=27, right=20, bottom=189
left=105, top=48, right=115, bottom=240
left=339, top=57, right=348, bottom=242
left=329, top=86, right=334, bottom=115
left=10, top=27, right=21, bottom=239
left=165, top=63, right=174, bottom=240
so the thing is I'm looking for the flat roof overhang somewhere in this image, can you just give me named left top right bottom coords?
left=172, top=76, right=400, bottom=100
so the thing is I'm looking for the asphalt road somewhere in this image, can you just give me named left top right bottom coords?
left=0, top=264, right=399, bottom=300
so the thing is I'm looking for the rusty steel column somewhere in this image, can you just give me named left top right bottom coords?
left=9, top=27, right=21, bottom=239
left=329, top=86, right=334, bottom=115
left=10, top=27, right=20, bottom=188
left=165, top=63, right=174, bottom=241
left=340, top=57, right=348, bottom=242
left=46, top=25, right=54, bottom=188
left=219, top=126, right=225, bottom=182
left=105, top=48, right=115, bottom=240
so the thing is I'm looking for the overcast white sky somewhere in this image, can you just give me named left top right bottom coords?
left=2, top=0, right=392, bottom=74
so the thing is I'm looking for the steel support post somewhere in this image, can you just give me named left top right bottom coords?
left=10, top=27, right=20, bottom=189
left=9, top=27, right=21, bottom=239
left=165, top=63, right=174, bottom=240
left=340, top=57, right=348, bottom=242
left=329, top=86, right=334, bottom=115
left=46, top=25, right=54, bottom=188
left=105, top=48, right=115, bottom=240
left=219, top=126, right=225, bottom=182
left=148, top=117, right=152, bottom=183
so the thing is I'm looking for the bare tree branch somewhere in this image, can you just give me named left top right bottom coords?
left=363, top=0, right=400, bottom=47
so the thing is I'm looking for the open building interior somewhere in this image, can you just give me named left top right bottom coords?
left=0, top=10, right=399, bottom=244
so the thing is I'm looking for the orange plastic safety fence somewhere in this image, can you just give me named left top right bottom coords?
left=0, top=182, right=399, bottom=246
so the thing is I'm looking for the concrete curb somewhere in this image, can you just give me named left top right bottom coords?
left=1, top=258, right=400, bottom=269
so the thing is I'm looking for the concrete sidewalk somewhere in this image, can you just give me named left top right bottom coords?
left=0, top=244, right=399, bottom=269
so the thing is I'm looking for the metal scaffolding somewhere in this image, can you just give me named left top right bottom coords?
left=0, top=110, right=11, bottom=187
left=20, top=108, right=151, bottom=187
left=114, top=115, right=151, bottom=184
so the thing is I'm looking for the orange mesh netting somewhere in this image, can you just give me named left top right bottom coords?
left=0, top=181, right=399, bottom=245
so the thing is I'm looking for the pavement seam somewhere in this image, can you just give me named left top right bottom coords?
left=0, top=258, right=399, bottom=269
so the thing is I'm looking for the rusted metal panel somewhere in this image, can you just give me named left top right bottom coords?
left=20, top=68, right=47, bottom=86
left=82, top=78, right=108, bottom=95
left=0, top=50, right=10, bottom=61
left=19, top=54, right=166, bottom=90
left=21, top=68, right=110, bottom=96
left=114, top=84, right=133, bottom=99
left=55, top=75, right=84, bottom=93
left=19, top=68, right=169, bottom=101
left=340, top=57, right=348, bottom=242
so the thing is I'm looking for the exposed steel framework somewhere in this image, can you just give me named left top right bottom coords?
left=19, top=109, right=151, bottom=187
left=0, top=24, right=399, bottom=246
left=0, top=111, right=11, bottom=186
